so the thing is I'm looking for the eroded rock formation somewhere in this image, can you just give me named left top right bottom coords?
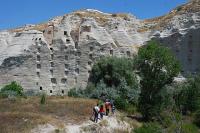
left=0, top=0, right=199, bottom=95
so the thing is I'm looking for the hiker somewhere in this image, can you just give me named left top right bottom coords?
left=99, top=104, right=104, bottom=119
left=110, top=99, right=115, bottom=114
left=105, top=99, right=110, bottom=116
left=93, top=104, right=100, bottom=123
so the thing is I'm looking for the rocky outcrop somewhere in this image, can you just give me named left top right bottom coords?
left=0, top=0, right=199, bottom=94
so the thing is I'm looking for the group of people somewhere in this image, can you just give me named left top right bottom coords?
left=92, top=99, right=115, bottom=123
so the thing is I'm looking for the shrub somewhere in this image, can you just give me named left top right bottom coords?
left=115, top=97, right=128, bottom=110
left=40, top=93, right=46, bottom=105
left=134, top=122, right=162, bottom=133
left=0, top=81, right=24, bottom=97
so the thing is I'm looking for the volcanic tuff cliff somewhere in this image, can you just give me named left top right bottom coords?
left=0, top=0, right=199, bottom=95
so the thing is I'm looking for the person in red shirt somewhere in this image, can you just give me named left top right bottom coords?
left=99, top=105, right=104, bottom=119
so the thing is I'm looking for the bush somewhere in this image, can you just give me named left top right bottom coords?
left=115, top=97, right=128, bottom=110
left=40, top=93, right=46, bottom=105
left=0, top=81, right=24, bottom=97
left=134, top=122, right=162, bottom=133
left=181, top=123, right=199, bottom=133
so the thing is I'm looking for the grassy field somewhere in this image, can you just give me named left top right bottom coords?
left=0, top=96, right=97, bottom=133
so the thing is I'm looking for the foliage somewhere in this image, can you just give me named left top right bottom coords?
left=174, top=75, right=200, bottom=114
left=89, top=57, right=137, bottom=88
left=194, top=110, right=200, bottom=127
left=0, top=81, right=24, bottom=97
left=133, top=122, right=162, bottom=133
left=137, top=40, right=181, bottom=120
left=40, top=93, right=46, bottom=104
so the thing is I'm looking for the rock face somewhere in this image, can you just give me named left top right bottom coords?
left=0, top=0, right=199, bottom=95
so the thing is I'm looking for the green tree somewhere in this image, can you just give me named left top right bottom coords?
left=137, top=40, right=181, bottom=120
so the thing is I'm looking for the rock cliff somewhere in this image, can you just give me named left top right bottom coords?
left=0, top=0, right=199, bottom=95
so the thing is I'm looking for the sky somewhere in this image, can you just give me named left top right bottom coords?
left=0, top=0, right=187, bottom=30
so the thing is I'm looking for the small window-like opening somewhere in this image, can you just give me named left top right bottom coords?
left=38, top=48, right=41, bottom=53
left=88, top=61, right=92, bottom=66
left=50, top=69, right=53, bottom=75
left=62, top=90, right=64, bottom=94
left=37, top=64, right=41, bottom=69
left=37, top=55, right=40, bottom=61
left=77, top=61, right=80, bottom=65
left=77, top=51, right=81, bottom=57
left=110, top=50, right=113, bottom=55
left=64, top=46, right=68, bottom=50
left=50, top=47, right=53, bottom=51
left=65, top=70, right=69, bottom=76
left=64, top=31, right=68, bottom=36
left=51, top=78, right=57, bottom=84
left=115, top=26, right=118, bottom=29
left=37, top=72, right=40, bottom=77
left=66, top=39, right=70, bottom=43
left=43, top=30, right=45, bottom=33
left=65, top=64, right=69, bottom=69
left=75, top=68, right=79, bottom=74
left=90, top=46, right=93, bottom=51
left=50, top=90, right=53, bottom=93
left=50, top=62, right=54, bottom=67
left=48, top=31, right=51, bottom=34
left=61, top=78, right=67, bottom=84
left=39, top=38, right=41, bottom=41
left=126, top=51, right=131, bottom=57
left=65, top=55, right=69, bottom=60
left=89, top=54, right=93, bottom=59
left=35, top=38, right=38, bottom=41
left=40, top=86, right=43, bottom=90
left=75, top=42, right=78, bottom=49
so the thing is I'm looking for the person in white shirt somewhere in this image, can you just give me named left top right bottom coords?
left=93, top=104, right=100, bottom=123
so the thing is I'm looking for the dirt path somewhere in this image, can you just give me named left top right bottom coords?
left=31, top=112, right=135, bottom=133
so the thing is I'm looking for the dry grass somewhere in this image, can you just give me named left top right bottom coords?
left=0, top=96, right=97, bottom=133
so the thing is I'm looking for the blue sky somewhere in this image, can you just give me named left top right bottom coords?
left=0, top=0, right=187, bottom=30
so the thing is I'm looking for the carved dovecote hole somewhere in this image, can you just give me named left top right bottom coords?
left=50, top=62, right=54, bottom=67
left=76, top=60, right=80, bottom=65
left=50, top=54, right=54, bottom=60
left=61, top=78, right=67, bottom=84
left=66, top=39, right=70, bottom=44
left=51, top=78, right=57, bottom=84
left=64, top=31, right=68, bottom=36
left=75, top=42, right=78, bottom=49
left=75, top=68, right=79, bottom=74
left=110, top=49, right=113, bottom=55
left=36, top=72, right=40, bottom=77
left=48, top=31, right=52, bottom=34
left=40, top=86, right=43, bottom=90
left=39, top=38, right=41, bottom=41
left=90, top=46, right=93, bottom=51
left=37, top=64, right=41, bottom=69
left=126, top=51, right=131, bottom=57
left=38, top=48, right=41, bottom=53
left=50, top=69, right=53, bottom=76
left=65, top=64, right=69, bottom=69
left=88, top=61, right=92, bottom=66
left=50, top=90, right=53, bottom=93
left=62, top=90, right=64, bottom=94
left=89, top=54, right=93, bottom=60
left=50, top=47, right=54, bottom=52
left=65, top=70, right=69, bottom=76
left=37, top=55, right=41, bottom=61
left=65, top=55, right=69, bottom=60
